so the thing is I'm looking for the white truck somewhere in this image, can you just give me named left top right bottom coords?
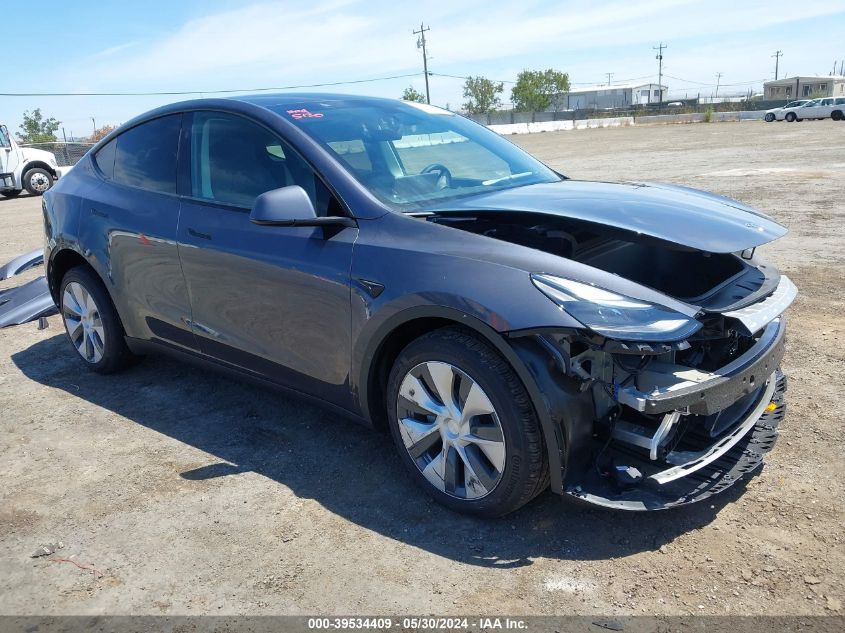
left=0, top=123, right=65, bottom=198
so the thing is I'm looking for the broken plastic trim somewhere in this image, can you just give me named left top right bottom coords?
left=0, top=276, right=58, bottom=327
left=0, top=248, right=43, bottom=280
left=723, top=274, right=797, bottom=335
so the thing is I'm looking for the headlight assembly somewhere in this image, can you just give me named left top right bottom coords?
left=531, top=273, right=702, bottom=342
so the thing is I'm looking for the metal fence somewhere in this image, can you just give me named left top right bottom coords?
left=464, top=99, right=792, bottom=127
left=20, top=142, right=94, bottom=167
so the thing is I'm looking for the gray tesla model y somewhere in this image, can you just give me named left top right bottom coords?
left=43, top=94, right=796, bottom=515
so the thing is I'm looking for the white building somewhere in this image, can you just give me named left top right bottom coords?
left=763, top=75, right=845, bottom=100
left=555, top=83, right=668, bottom=110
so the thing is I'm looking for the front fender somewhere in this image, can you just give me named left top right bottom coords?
left=353, top=304, right=577, bottom=494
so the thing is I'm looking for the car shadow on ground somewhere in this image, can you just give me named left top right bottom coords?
left=12, top=333, right=752, bottom=568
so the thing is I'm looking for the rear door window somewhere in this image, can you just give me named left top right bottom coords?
left=114, top=114, right=181, bottom=194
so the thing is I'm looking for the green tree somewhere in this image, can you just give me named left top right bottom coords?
left=462, top=76, right=504, bottom=114
left=510, top=69, right=570, bottom=112
left=401, top=86, right=426, bottom=103
left=17, top=108, right=61, bottom=144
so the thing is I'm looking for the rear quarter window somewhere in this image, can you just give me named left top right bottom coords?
left=93, top=138, right=116, bottom=179
left=113, top=114, right=181, bottom=194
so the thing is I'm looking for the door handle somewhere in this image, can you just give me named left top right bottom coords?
left=188, top=228, right=212, bottom=240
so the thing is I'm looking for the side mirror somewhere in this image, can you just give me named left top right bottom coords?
left=249, top=185, right=355, bottom=229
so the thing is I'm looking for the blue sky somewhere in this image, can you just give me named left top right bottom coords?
left=2, top=0, right=844, bottom=139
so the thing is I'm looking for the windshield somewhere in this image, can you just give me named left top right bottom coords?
left=271, top=99, right=561, bottom=211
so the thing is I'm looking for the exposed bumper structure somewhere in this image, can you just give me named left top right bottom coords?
left=650, top=372, right=777, bottom=484
left=615, top=317, right=786, bottom=415
left=567, top=371, right=785, bottom=511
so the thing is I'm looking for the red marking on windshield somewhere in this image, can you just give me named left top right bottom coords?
left=287, top=108, right=324, bottom=120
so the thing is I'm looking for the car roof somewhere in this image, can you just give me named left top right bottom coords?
left=232, top=92, right=401, bottom=108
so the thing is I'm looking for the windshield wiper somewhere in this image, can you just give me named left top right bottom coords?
left=481, top=171, right=533, bottom=186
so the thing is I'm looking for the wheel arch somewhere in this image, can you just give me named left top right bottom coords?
left=48, top=248, right=95, bottom=304
left=22, top=160, right=57, bottom=179
left=358, top=306, right=572, bottom=494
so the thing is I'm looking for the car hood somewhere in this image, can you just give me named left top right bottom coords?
left=425, top=180, right=787, bottom=253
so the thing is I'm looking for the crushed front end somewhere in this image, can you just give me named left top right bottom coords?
left=512, top=274, right=796, bottom=511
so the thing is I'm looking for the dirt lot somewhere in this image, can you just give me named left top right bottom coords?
left=1, top=120, right=843, bottom=617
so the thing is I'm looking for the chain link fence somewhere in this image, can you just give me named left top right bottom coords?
left=464, top=99, right=792, bottom=126
left=19, top=142, right=95, bottom=167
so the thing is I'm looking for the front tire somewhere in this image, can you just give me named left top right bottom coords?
left=764, top=113, right=775, bottom=122
left=386, top=327, right=549, bottom=517
left=23, top=168, right=54, bottom=195
left=59, top=266, right=134, bottom=374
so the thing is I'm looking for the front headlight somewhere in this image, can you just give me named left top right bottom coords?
left=531, top=274, right=702, bottom=342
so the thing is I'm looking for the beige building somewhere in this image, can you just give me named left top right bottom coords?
left=763, top=75, right=845, bottom=100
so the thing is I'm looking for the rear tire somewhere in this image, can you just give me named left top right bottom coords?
left=1, top=189, right=22, bottom=198
left=386, top=326, right=549, bottom=517
left=832, top=110, right=844, bottom=121
left=23, top=168, right=53, bottom=196
left=59, top=266, right=135, bottom=374
left=785, top=112, right=796, bottom=122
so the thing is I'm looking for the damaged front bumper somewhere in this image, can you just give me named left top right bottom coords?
left=614, top=316, right=786, bottom=416
left=566, top=369, right=785, bottom=511
left=514, top=278, right=794, bottom=511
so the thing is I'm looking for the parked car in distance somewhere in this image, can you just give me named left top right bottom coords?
left=43, top=94, right=796, bottom=516
left=763, top=100, right=809, bottom=122
left=802, top=97, right=845, bottom=121
left=0, top=124, right=66, bottom=197
left=781, top=97, right=845, bottom=122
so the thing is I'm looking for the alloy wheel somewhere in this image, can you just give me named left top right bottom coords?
left=396, top=361, right=506, bottom=500
left=62, top=281, right=106, bottom=364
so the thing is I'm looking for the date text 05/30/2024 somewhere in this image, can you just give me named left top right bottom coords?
left=307, top=617, right=529, bottom=630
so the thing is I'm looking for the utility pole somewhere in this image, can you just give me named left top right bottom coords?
left=653, top=42, right=666, bottom=104
left=413, top=23, right=431, bottom=104
left=772, top=50, right=783, bottom=80
left=715, top=72, right=723, bottom=100
left=91, top=117, right=96, bottom=135
left=605, top=72, right=613, bottom=85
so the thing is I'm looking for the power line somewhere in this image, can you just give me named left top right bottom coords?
left=0, top=73, right=422, bottom=97
left=413, top=23, right=432, bottom=104
left=663, top=73, right=769, bottom=87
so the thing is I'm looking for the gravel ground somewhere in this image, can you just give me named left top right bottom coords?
left=0, top=119, right=843, bottom=617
